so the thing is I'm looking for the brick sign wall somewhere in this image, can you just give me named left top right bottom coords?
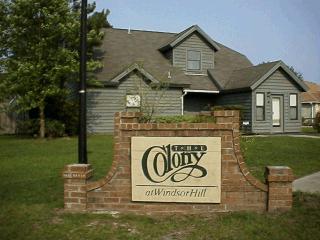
left=63, top=110, right=294, bottom=214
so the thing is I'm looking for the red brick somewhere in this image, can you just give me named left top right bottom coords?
left=62, top=110, right=294, bottom=214
left=65, top=197, right=80, bottom=203
left=71, top=192, right=86, bottom=198
left=103, top=197, right=120, bottom=203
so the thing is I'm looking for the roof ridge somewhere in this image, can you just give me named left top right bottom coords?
left=106, top=27, right=177, bottom=35
left=233, top=60, right=280, bottom=72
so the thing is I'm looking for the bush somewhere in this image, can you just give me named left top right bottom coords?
left=313, top=111, right=320, bottom=133
left=16, top=119, right=65, bottom=137
left=211, top=105, right=244, bottom=111
left=45, top=120, right=65, bottom=138
left=140, top=114, right=215, bottom=123
left=16, top=119, right=39, bottom=136
left=45, top=97, right=78, bottom=136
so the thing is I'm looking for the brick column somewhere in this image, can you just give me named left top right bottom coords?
left=265, top=166, right=294, bottom=212
left=63, top=164, right=93, bottom=211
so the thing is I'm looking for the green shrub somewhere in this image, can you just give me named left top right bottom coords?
left=16, top=119, right=65, bottom=137
left=45, top=120, right=65, bottom=138
left=313, top=111, right=320, bottom=133
left=16, top=119, right=39, bottom=136
left=45, top=97, right=78, bottom=136
left=211, top=105, right=244, bottom=111
left=140, top=114, right=215, bottom=123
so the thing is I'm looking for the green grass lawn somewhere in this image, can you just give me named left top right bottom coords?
left=301, top=126, right=319, bottom=134
left=0, top=135, right=319, bottom=240
left=241, top=136, right=320, bottom=181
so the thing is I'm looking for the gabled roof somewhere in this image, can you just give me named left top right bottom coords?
left=94, top=27, right=252, bottom=91
left=95, top=26, right=308, bottom=94
left=250, top=61, right=308, bottom=91
left=301, top=81, right=320, bottom=103
left=106, top=63, right=159, bottom=86
left=158, top=25, right=221, bottom=52
left=210, top=61, right=308, bottom=92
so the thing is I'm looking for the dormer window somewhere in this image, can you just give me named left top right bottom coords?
left=187, top=50, right=201, bottom=71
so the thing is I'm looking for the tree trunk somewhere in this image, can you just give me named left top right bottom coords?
left=39, top=104, right=45, bottom=138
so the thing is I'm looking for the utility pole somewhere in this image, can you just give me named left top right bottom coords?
left=78, top=0, right=87, bottom=164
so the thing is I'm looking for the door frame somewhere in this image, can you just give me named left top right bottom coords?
left=271, top=95, right=284, bottom=133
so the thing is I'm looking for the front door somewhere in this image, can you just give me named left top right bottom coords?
left=272, top=96, right=283, bottom=132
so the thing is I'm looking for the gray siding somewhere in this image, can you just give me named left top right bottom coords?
left=213, top=92, right=252, bottom=131
left=87, top=71, right=182, bottom=133
left=0, top=108, right=17, bottom=134
left=173, top=32, right=214, bottom=74
left=252, top=69, right=302, bottom=133
left=184, top=93, right=216, bottom=114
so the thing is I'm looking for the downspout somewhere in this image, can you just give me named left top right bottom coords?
left=311, top=102, right=314, bottom=119
left=181, top=90, right=188, bottom=115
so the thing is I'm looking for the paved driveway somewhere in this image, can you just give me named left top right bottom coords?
left=293, top=171, right=320, bottom=193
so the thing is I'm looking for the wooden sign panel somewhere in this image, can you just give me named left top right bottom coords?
left=131, top=137, right=221, bottom=203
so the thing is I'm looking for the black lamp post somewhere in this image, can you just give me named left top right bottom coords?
left=78, top=0, right=87, bottom=164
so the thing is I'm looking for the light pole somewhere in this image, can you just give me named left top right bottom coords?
left=78, top=0, right=87, bottom=164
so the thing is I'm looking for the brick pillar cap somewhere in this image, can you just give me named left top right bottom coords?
left=267, top=166, right=290, bottom=170
left=64, top=164, right=92, bottom=172
left=63, top=164, right=93, bottom=180
left=265, top=166, right=293, bottom=182
left=266, top=166, right=292, bottom=175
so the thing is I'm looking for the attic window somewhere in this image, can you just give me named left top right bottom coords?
left=187, top=50, right=201, bottom=70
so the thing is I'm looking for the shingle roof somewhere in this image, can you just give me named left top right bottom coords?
left=224, top=61, right=280, bottom=90
left=95, top=27, right=307, bottom=92
left=159, top=25, right=220, bottom=52
left=302, top=81, right=320, bottom=103
left=210, top=60, right=308, bottom=92
left=94, top=27, right=252, bottom=91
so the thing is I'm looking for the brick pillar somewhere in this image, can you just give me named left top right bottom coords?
left=63, top=164, right=93, bottom=211
left=265, top=166, right=294, bottom=212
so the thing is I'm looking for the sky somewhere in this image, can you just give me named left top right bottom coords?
left=91, top=0, right=320, bottom=84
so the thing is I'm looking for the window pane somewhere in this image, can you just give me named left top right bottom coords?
left=290, top=94, right=297, bottom=106
left=187, top=60, right=200, bottom=70
left=188, top=50, right=201, bottom=60
left=256, top=106, right=264, bottom=121
left=290, top=107, right=297, bottom=120
left=256, top=93, right=264, bottom=106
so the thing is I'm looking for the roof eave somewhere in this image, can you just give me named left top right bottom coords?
left=109, top=63, right=160, bottom=84
left=159, top=25, right=221, bottom=52
left=250, top=61, right=309, bottom=92
left=220, top=87, right=252, bottom=94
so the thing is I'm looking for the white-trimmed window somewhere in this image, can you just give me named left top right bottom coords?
left=290, top=93, right=298, bottom=120
left=256, top=93, right=265, bottom=121
left=187, top=50, right=201, bottom=70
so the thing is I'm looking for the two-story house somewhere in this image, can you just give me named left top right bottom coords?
left=88, top=25, right=308, bottom=134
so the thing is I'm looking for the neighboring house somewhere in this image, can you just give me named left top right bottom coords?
left=0, top=99, right=18, bottom=134
left=301, top=81, right=320, bottom=124
left=88, top=25, right=308, bottom=134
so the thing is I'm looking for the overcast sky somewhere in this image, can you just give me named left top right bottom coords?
left=91, top=0, right=320, bottom=84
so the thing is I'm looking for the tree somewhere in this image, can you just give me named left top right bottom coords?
left=288, top=65, right=303, bottom=81
left=0, top=0, right=110, bottom=137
